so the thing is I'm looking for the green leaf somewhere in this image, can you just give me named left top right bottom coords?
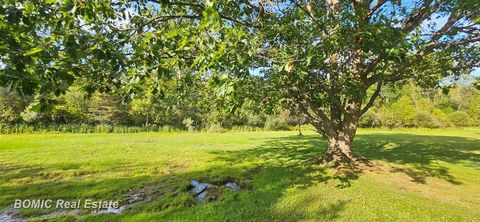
left=166, top=29, right=178, bottom=38
left=205, top=0, right=214, bottom=7
left=24, top=47, right=43, bottom=56
left=30, top=103, right=42, bottom=112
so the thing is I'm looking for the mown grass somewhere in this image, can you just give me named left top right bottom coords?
left=1, top=128, right=479, bottom=221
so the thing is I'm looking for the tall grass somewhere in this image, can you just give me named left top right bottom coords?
left=0, top=124, right=185, bottom=134
left=0, top=124, right=307, bottom=134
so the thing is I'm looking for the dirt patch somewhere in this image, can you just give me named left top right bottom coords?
left=331, top=159, right=384, bottom=175
left=124, top=186, right=157, bottom=204
left=163, top=160, right=188, bottom=175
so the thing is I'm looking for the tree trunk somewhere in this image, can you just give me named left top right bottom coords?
left=297, top=122, right=302, bottom=136
left=320, top=103, right=360, bottom=165
left=322, top=134, right=355, bottom=164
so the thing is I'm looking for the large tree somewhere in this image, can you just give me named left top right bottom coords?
left=250, top=0, right=480, bottom=164
left=1, top=0, right=479, bottom=165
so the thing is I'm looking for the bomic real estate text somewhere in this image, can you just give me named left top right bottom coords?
left=13, top=199, right=119, bottom=209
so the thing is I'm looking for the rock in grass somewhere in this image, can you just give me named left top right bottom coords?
left=190, top=180, right=200, bottom=187
left=190, top=179, right=240, bottom=205
left=190, top=180, right=209, bottom=196
left=197, top=190, right=208, bottom=201
left=225, top=182, right=240, bottom=192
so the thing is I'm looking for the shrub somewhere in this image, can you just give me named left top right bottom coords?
left=449, top=111, right=472, bottom=127
left=431, top=109, right=451, bottom=127
left=358, top=111, right=381, bottom=128
left=230, top=125, right=264, bottom=131
left=207, top=123, right=226, bottom=133
left=0, top=87, right=28, bottom=124
left=161, top=125, right=182, bottom=132
left=414, top=111, right=441, bottom=128
left=247, top=115, right=266, bottom=127
left=264, top=116, right=289, bottom=131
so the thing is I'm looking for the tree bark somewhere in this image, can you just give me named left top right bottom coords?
left=297, top=121, right=302, bottom=136
left=320, top=101, right=360, bottom=165
left=322, top=131, right=357, bottom=165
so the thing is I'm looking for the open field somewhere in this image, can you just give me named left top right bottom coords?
left=1, top=128, right=480, bottom=221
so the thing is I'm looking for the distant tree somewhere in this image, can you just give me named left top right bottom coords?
left=56, top=86, right=90, bottom=123
left=469, top=94, right=480, bottom=125
left=87, top=93, right=130, bottom=124
left=130, top=94, right=156, bottom=126
left=0, top=87, right=29, bottom=124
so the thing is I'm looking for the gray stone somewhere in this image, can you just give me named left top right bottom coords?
left=190, top=180, right=200, bottom=187
left=190, top=180, right=211, bottom=196
left=210, top=194, right=218, bottom=201
left=197, top=190, right=208, bottom=201
left=225, top=182, right=240, bottom=192
left=189, top=179, right=242, bottom=205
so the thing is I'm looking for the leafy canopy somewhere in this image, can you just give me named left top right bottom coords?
left=0, top=0, right=479, bottom=120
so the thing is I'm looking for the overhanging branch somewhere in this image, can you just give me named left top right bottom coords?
left=361, top=81, right=382, bottom=115
left=365, top=0, right=387, bottom=20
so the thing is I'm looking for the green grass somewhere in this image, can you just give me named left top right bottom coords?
left=1, top=128, right=479, bottom=221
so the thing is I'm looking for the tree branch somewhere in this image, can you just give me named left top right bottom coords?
left=430, top=12, right=461, bottom=43
left=289, top=82, right=336, bottom=136
left=365, top=0, right=387, bottom=20
left=133, top=0, right=256, bottom=28
left=361, top=81, right=382, bottom=115
left=403, top=0, right=436, bottom=33
left=429, top=36, right=480, bottom=49
left=293, top=0, right=315, bottom=20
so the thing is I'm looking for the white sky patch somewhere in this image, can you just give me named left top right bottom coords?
left=472, top=68, right=480, bottom=77
left=111, top=6, right=136, bottom=30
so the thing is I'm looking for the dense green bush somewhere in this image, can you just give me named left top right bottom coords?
left=246, top=115, right=266, bottom=127
left=358, top=83, right=480, bottom=128
left=448, top=111, right=473, bottom=127
left=415, top=111, right=439, bottom=128
left=207, top=123, right=227, bottom=133
left=358, top=111, right=381, bottom=128
left=264, top=116, right=290, bottom=131
left=0, top=88, right=29, bottom=124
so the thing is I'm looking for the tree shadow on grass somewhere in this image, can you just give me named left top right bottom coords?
left=211, top=132, right=480, bottom=187
left=210, top=135, right=359, bottom=189
left=353, top=133, right=480, bottom=184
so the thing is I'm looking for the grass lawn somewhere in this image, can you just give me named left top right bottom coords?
left=1, top=128, right=479, bottom=221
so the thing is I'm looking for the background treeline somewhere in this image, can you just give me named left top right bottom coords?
left=360, top=82, right=480, bottom=128
left=0, top=75, right=305, bottom=133
left=0, top=80, right=479, bottom=133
